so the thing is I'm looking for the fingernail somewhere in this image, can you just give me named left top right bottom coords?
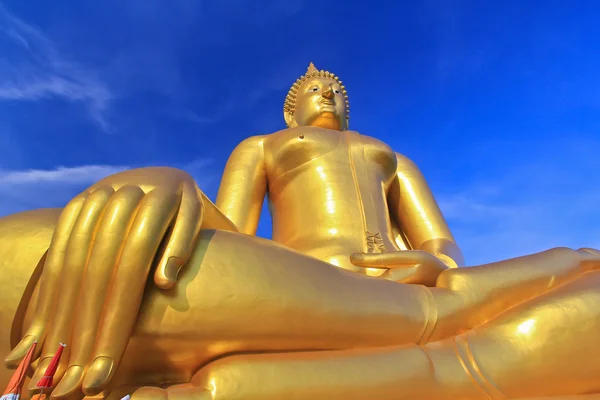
left=82, top=356, right=114, bottom=395
left=52, top=366, right=84, bottom=398
left=156, top=257, right=181, bottom=289
left=28, top=358, right=51, bottom=391
left=165, top=257, right=182, bottom=282
left=4, top=335, right=36, bottom=367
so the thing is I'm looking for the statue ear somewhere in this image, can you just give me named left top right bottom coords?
left=284, top=112, right=297, bottom=128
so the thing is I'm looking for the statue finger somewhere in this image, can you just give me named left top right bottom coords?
left=28, top=187, right=115, bottom=391
left=349, top=253, right=389, bottom=268
left=4, top=193, right=87, bottom=368
left=383, top=263, right=440, bottom=287
left=82, top=187, right=179, bottom=396
left=51, top=186, right=145, bottom=399
left=154, top=181, right=204, bottom=289
left=385, top=250, right=438, bottom=267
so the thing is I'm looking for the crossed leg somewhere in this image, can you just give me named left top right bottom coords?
left=130, top=269, right=600, bottom=400
left=3, top=214, right=598, bottom=399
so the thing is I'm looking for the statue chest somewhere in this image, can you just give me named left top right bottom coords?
left=265, top=127, right=397, bottom=185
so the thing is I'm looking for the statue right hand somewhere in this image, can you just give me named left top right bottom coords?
left=5, top=167, right=206, bottom=398
left=350, top=250, right=449, bottom=287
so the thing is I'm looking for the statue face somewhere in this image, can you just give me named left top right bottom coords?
left=292, top=77, right=347, bottom=130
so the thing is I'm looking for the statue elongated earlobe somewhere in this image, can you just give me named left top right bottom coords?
left=284, top=113, right=297, bottom=128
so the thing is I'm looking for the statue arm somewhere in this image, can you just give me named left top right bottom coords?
left=216, top=135, right=268, bottom=235
left=387, top=152, right=464, bottom=268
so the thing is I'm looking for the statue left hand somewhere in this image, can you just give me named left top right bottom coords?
left=350, top=250, right=450, bottom=287
left=4, top=167, right=208, bottom=397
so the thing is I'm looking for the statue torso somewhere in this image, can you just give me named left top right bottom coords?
left=263, top=127, right=400, bottom=272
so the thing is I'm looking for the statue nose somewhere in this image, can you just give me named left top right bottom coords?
left=322, top=86, right=334, bottom=100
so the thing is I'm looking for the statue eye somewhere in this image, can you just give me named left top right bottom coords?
left=311, top=87, right=319, bottom=92
left=334, top=89, right=340, bottom=94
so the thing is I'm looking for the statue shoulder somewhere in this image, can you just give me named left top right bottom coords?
left=234, top=134, right=270, bottom=149
left=393, top=151, right=420, bottom=172
left=392, top=152, right=432, bottom=184
left=228, top=134, right=272, bottom=159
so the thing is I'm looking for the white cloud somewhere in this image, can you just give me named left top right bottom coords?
left=0, top=165, right=128, bottom=185
left=437, top=138, right=600, bottom=265
left=0, top=0, right=309, bottom=133
left=0, top=165, right=127, bottom=216
left=0, top=4, right=112, bottom=131
left=439, top=193, right=599, bottom=265
left=0, top=161, right=216, bottom=217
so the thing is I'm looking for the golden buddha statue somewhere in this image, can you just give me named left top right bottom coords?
left=1, top=62, right=600, bottom=400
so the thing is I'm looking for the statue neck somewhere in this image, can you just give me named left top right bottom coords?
left=307, top=113, right=344, bottom=131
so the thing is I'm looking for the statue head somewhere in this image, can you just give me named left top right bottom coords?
left=284, top=63, right=349, bottom=131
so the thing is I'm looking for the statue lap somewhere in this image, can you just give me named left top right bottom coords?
left=0, top=210, right=424, bottom=393
left=177, top=269, right=600, bottom=400
left=2, top=210, right=600, bottom=399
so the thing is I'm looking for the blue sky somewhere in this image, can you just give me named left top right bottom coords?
left=1, top=0, right=599, bottom=265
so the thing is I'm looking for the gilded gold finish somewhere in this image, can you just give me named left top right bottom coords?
left=1, top=62, right=600, bottom=400
left=284, top=62, right=349, bottom=126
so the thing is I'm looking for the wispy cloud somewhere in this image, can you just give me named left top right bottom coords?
left=0, top=160, right=216, bottom=217
left=438, top=137, right=600, bottom=265
left=1, top=0, right=309, bottom=134
left=439, top=192, right=600, bottom=265
left=0, top=165, right=128, bottom=185
left=0, top=4, right=112, bottom=131
left=0, top=165, right=128, bottom=216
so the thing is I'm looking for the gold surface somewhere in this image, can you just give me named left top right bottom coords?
left=1, top=63, right=599, bottom=399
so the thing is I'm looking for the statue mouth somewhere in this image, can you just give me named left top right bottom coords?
left=320, top=99, right=335, bottom=106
